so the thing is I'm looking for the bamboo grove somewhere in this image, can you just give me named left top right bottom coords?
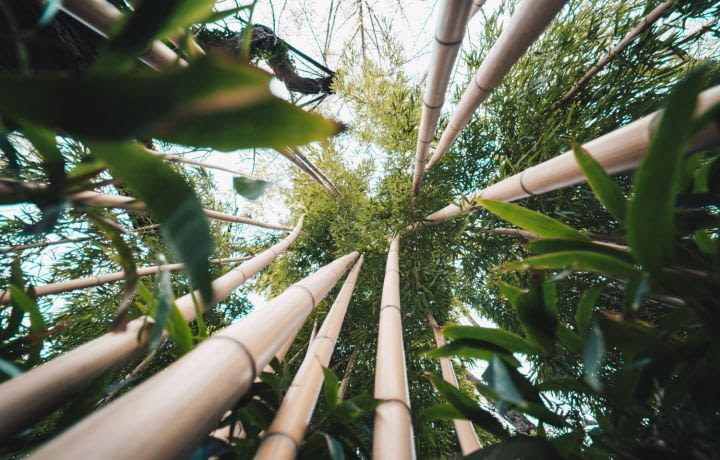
left=1, top=0, right=720, bottom=458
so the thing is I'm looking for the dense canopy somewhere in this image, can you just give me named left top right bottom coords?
left=1, top=0, right=720, bottom=458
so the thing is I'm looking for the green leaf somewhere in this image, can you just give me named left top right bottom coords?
left=166, top=299, right=194, bottom=355
left=556, top=324, right=583, bottom=354
left=584, top=325, right=605, bottom=392
left=527, top=239, right=633, bottom=263
left=497, top=281, right=525, bottom=305
left=442, top=325, right=538, bottom=354
left=0, top=358, right=22, bottom=379
left=476, top=199, right=589, bottom=241
left=233, top=176, right=271, bottom=201
left=149, top=264, right=173, bottom=350
left=575, top=284, right=605, bottom=338
left=320, top=433, right=345, bottom=460
left=623, top=274, right=649, bottom=314
left=0, top=56, right=341, bottom=151
left=627, top=70, right=706, bottom=272
left=21, top=124, right=65, bottom=193
left=429, top=339, right=521, bottom=368
left=426, top=373, right=509, bottom=439
left=537, top=377, right=595, bottom=396
left=322, top=366, right=340, bottom=411
left=502, top=251, right=640, bottom=279
left=572, top=143, right=627, bottom=224
left=514, top=287, right=557, bottom=355
left=482, top=356, right=525, bottom=407
left=0, top=120, right=20, bottom=173
left=416, top=403, right=464, bottom=425
left=99, top=0, right=217, bottom=69
left=90, top=141, right=213, bottom=303
left=9, top=285, right=46, bottom=364
left=196, top=6, right=251, bottom=25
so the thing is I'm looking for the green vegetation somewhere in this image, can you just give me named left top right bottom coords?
left=1, top=0, right=720, bottom=458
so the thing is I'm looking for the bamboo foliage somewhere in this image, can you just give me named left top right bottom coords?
left=556, top=0, right=675, bottom=107
left=411, top=0, right=473, bottom=199
left=58, top=0, right=183, bottom=70
left=0, top=257, right=251, bottom=305
left=255, top=256, right=365, bottom=460
left=28, top=250, right=359, bottom=460
left=427, top=314, right=481, bottom=456
left=0, top=218, right=305, bottom=441
left=373, top=236, right=416, bottom=459
left=416, top=84, right=720, bottom=228
left=426, top=0, right=568, bottom=172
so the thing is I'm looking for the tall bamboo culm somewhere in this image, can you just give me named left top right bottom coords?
left=58, top=0, right=183, bottom=70
left=373, top=236, right=416, bottom=459
left=0, top=218, right=305, bottom=441
left=254, top=255, right=365, bottom=460
left=411, top=0, right=473, bottom=199
left=427, top=314, right=481, bottom=456
left=29, top=250, right=360, bottom=460
left=0, top=257, right=250, bottom=305
left=416, top=85, right=720, bottom=228
left=426, top=0, right=568, bottom=172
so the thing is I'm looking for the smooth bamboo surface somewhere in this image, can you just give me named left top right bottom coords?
left=0, top=257, right=249, bottom=305
left=412, top=0, right=473, bottom=198
left=557, top=0, right=674, bottom=106
left=255, top=256, right=364, bottom=460
left=373, top=236, right=416, bottom=459
left=58, top=0, right=184, bottom=70
left=29, top=250, right=359, bottom=460
left=0, top=219, right=304, bottom=442
left=427, top=315, right=481, bottom=456
left=427, top=0, right=568, bottom=171
left=276, top=148, right=333, bottom=193
left=416, top=84, right=720, bottom=229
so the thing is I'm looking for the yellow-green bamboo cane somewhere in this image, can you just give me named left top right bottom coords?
left=373, top=236, right=416, bottom=459
left=255, top=255, right=364, bottom=459
left=29, top=250, right=360, bottom=460
left=426, top=0, right=568, bottom=172
left=412, top=0, right=473, bottom=199
left=0, top=218, right=305, bottom=441
left=415, top=85, right=720, bottom=229
left=427, top=314, right=481, bottom=456
left=0, top=257, right=250, bottom=305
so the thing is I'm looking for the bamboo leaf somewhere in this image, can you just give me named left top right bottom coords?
left=572, top=143, right=626, bottom=224
left=627, top=71, right=705, bottom=271
left=426, top=373, right=509, bottom=439
left=149, top=263, right=173, bottom=350
left=0, top=358, right=22, bottom=378
left=476, top=199, right=589, bottom=241
left=9, top=285, right=46, bottom=364
left=166, top=301, right=194, bottom=355
left=233, top=176, right=271, bottom=201
left=320, top=433, right=346, bottom=460
left=322, top=366, right=340, bottom=411
left=576, top=284, right=605, bottom=338
left=584, top=325, right=605, bottom=392
left=416, top=403, right=464, bottom=425
left=514, top=287, right=557, bottom=356
left=0, top=57, right=341, bottom=151
left=502, top=251, right=640, bottom=279
left=482, top=356, right=525, bottom=407
left=90, top=141, right=213, bottom=303
left=429, top=339, right=522, bottom=368
left=527, top=238, right=633, bottom=263
left=442, top=325, right=538, bottom=354
left=464, top=436, right=561, bottom=459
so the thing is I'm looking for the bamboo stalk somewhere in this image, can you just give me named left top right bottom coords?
left=56, top=0, right=185, bottom=70
left=373, top=236, right=416, bottom=459
left=0, top=257, right=249, bottom=305
left=337, top=347, right=360, bottom=401
left=469, top=0, right=486, bottom=19
left=255, top=256, right=364, bottom=460
left=414, top=84, right=720, bottom=229
left=0, top=179, right=292, bottom=232
left=411, top=0, right=474, bottom=200
left=0, top=218, right=305, bottom=441
left=427, top=314, right=481, bottom=455
left=276, top=148, right=333, bottom=193
left=556, top=1, right=675, bottom=107
left=290, top=148, right=341, bottom=194
left=28, top=250, right=360, bottom=460
left=0, top=224, right=159, bottom=254
left=146, top=150, right=254, bottom=179
left=426, top=0, right=568, bottom=172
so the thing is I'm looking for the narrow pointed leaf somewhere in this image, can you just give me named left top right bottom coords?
left=575, top=284, right=605, bottom=338
left=572, top=144, right=627, bottom=224
left=584, top=325, right=606, bottom=391
left=442, top=325, right=538, bottom=354
left=502, top=251, right=640, bottom=279
left=233, top=177, right=271, bottom=201
left=476, top=199, right=589, bottom=241
left=322, top=366, right=340, bottom=411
